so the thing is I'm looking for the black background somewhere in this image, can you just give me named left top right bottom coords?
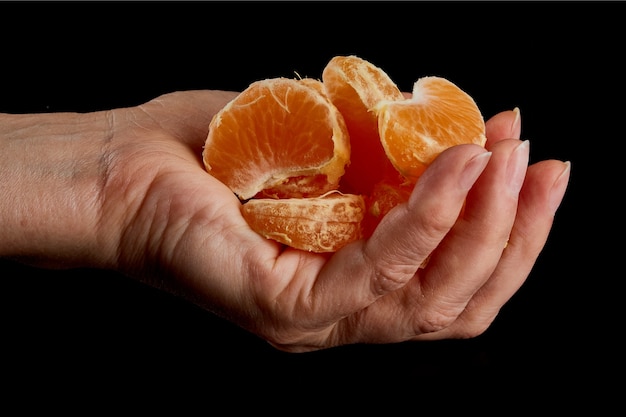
left=1, top=1, right=622, bottom=407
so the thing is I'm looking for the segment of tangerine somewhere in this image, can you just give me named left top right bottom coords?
left=241, top=191, right=365, bottom=253
left=203, top=57, right=487, bottom=254
left=203, top=77, right=350, bottom=201
left=322, top=55, right=406, bottom=195
left=375, top=76, right=487, bottom=183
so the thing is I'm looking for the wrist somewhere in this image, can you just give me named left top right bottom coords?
left=0, top=112, right=115, bottom=268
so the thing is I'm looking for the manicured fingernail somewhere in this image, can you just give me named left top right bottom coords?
left=549, top=161, right=571, bottom=213
left=507, top=140, right=529, bottom=194
left=460, top=151, right=492, bottom=191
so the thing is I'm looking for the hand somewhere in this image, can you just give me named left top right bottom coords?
left=0, top=91, right=570, bottom=353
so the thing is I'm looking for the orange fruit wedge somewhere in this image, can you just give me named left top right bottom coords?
left=241, top=191, right=365, bottom=253
left=375, top=76, right=487, bottom=183
left=203, top=77, right=350, bottom=201
left=322, top=55, right=406, bottom=196
left=203, top=56, right=486, bottom=253
left=322, top=55, right=486, bottom=236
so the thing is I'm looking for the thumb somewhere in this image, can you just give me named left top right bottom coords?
left=140, top=90, right=239, bottom=148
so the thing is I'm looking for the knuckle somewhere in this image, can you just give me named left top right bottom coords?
left=416, top=307, right=459, bottom=334
left=370, top=261, right=417, bottom=294
left=424, top=204, right=458, bottom=235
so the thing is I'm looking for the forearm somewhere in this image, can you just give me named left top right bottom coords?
left=0, top=112, right=113, bottom=268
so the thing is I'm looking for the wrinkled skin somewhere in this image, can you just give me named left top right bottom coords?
left=0, top=90, right=570, bottom=352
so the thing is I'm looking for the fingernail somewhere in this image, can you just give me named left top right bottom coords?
left=460, top=151, right=492, bottom=191
left=549, top=161, right=571, bottom=213
left=511, top=107, right=521, bottom=138
left=507, top=140, right=529, bottom=194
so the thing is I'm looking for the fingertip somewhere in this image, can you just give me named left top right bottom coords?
left=458, top=150, right=493, bottom=192
left=512, top=107, right=521, bottom=135
left=485, top=108, right=522, bottom=145
left=521, top=159, right=572, bottom=220
left=407, top=143, right=490, bottom=210
left=548, top=160, right=571, bottom=213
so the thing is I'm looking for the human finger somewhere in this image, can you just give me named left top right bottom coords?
left=420, top=158, right=571, bottom=339
left=311, top=144, right=492, bottom=326
left=139, top=90, right=238, bottom=150
left=485, top=108, right=521, bottom=146
left=397, top=138, right=529, bottom=336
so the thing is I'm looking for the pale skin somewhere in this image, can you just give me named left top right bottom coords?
left=0, top=90, right=570, bottom=352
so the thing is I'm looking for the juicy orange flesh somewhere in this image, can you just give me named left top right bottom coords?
left=377, top=76, right=486, bottom=182
left=323, top=56, right=405, bottom=195
left=241, top=192, right=365, bottom=252
left=205, top=57, right=486, bottom=253
left=203, top=78, right=348, bottom=200
left=323, top=56, right=405, bottom=110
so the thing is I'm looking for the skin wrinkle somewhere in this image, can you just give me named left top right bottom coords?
left=96, top=111, right=142, bottom=270
left=247, top=251, right=293, bottom=338
left=366, top=195, right=455, bottom=297
left=114, top=173, right=159, bottom=277
left=95, top=110, right=116, bottom=212
left=387, top=282, right=434, bottom=339
left=120, top=156, right=210, bottom=279
left=104, top=153, right=171, bottom=273
left=393, top=261, right=459, bottom=336
left=246, top=250, right=299, bottom=342
left=100, top=105, right=206, bottom=271
left=416, top=292, right=467, bottom=335
left=363, top=244, right=415, bottom=297
left=137, top=103, right=164, bottom=130
left=262, top=249, right=341, bottom=346
left=416, top=220, right=506, bottom=328
left=139, top=98, right=208, bottom=147
left=269, top=252, right=317, bottom=319
left=74, top=111, right=115, bottom=232
left=175, top=206, right=246, bottom=317
left=61, top=119, right=113, bottom=263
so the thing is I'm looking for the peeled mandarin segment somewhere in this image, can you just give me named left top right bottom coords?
left=241, top=192, right=366, bottom=253
left=203, top=77, right=350, bottom=201
left=322, top=55, right=405, bottom=195
left=376, top=76, right=487, bottom=183
left=203, top=57, right=488, bottom=254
